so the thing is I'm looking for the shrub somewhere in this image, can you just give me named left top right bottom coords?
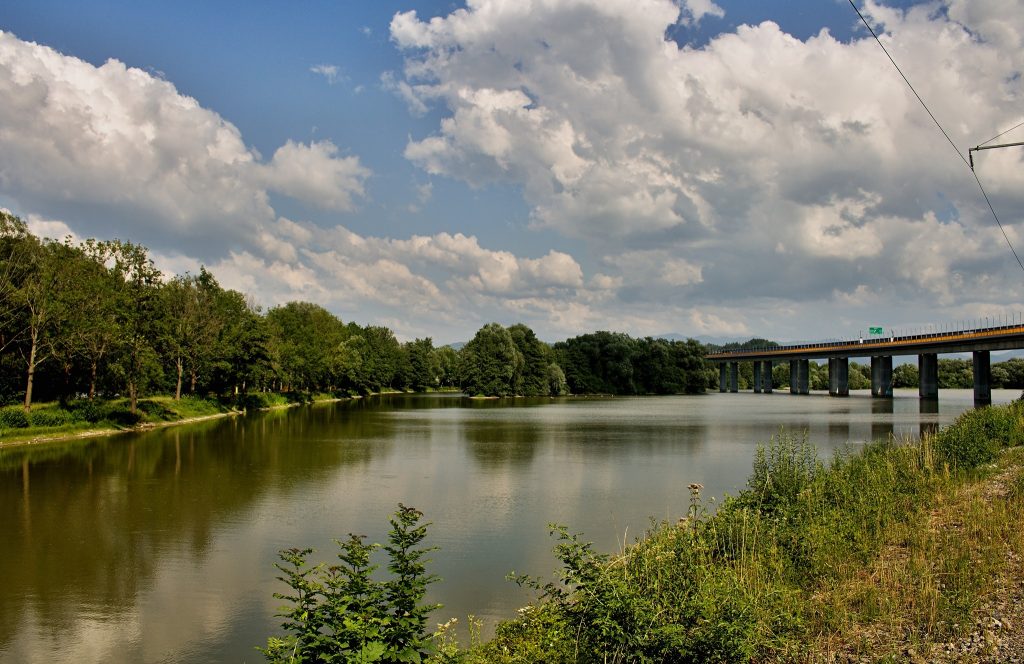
left=935, top=405, right=1023, bottom=469
left=27, top=408, right=75, bottom=427
left=69, top=399, right=104, bottom=423
left=0, top=406, right=29, bottom=429
left=261, top=504, right=440, bottom=663
left=745, top=431, right=823, bottom=515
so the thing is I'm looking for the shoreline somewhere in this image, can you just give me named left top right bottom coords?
left=0, top=389, right=446, bottom=449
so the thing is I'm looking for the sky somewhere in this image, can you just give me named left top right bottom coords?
left=1, top=0, right=1023, bottom=345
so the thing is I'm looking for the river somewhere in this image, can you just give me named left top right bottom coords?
left=0, top=389, right=1017, bottom=662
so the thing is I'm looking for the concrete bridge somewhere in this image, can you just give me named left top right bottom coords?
left=706, top=321, right=1024, bottom=406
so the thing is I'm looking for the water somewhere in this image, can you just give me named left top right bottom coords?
left=0, top=389, right=1016, bottom=662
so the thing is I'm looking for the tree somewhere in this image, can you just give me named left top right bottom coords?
left=938, top=358, right=973, bottom=389
left=404, top=338, right=439, bottom=392
left=210, top=291, right=271, bottom=396
left=0, top=211, right=33, bottom=353
left=108, top=241, right=164, bottom=414
left=893, top=363, right=918, bottom=388
left=266, top=301, right=346, bottom=392
left=460, top=323, right=524, bottom=396
left=66, top=240, right=122, bottom=400
left=508, top=324, right=552, bottom=396
left=15, top=237, right=77, bottom=411
left=996, top=358, right=1024, bottom=388
left=362, top=325, right=403, bottom=392
left=159, top=268, right=227, bottom=399
left=433, top=346, right=459, bottom=388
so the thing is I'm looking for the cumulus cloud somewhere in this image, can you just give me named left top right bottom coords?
left=259, top=140, right=369, bottom=212
left=679, top=0, right=725, bottom=25
left=389, top=0, right=1024, bottom=336
left=0, top=31, right=370, bottom=248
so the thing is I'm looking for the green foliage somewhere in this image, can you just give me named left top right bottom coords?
left=404, top=338, right=440, bottom=392
left=937, top=358, right=973, bottom=389
left=745, top=432, right=823, bottom=515
left=262, top=504, right=440, bottom=664
left=893, top=363, right=919, bottom=388
left=0, top=405, right=29, bottom=429
left=934, top=402, right=1024, bottom=469
left=459, top=323, right=524, bottom=397
left=553, top=332, right=708, bottom=396
left=27, top=407, right=76, bottom=427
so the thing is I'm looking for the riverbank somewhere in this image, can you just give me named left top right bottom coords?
left=0, top=392, right=354, bottom=448
left=428, top=401, right=1024, bottom=662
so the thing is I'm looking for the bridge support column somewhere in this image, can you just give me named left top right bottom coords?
left=729, top=362, right=738, bottom=393
left=828, top=357, right=849, bottom=397
left=973, top=350, right=992, bottom=406
left=753, top=362, right=762, bottom=393
left=919, top=353, right=938, bottom=400
left=871, top=356, right=893, bottom=397
left=796, top=359, right=810, bottom=395
left=789, top=360, right=798, bottom=394
left=762, top=361, right=773, bottom=393
left=719, top=363, right=727, bottom=393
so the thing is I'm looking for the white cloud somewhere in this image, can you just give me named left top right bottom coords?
left=25, top=214, right=78, bottom=243
left=0, top=31, right=369, bottom=243
left=310, top=63, right=341, bottom=84
left=679, top=0, right=725, bottom=26
left=259, top=140, right=369, bottom=212
left=389, top=0, right=1024, bottom=326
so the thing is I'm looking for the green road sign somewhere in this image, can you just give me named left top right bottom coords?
left=869, top=327, right=884, bottom=335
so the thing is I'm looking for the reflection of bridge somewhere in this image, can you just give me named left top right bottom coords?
left=706, top=322, right=1024, bottom=406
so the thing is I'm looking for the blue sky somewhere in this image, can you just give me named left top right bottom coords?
left=1, top=0, right=1022, bottom=343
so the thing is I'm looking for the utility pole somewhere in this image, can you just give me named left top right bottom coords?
left=969, top=141, right=1024, bottom=170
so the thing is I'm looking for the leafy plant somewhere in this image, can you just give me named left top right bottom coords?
left=262, top=504, right=440, bottom=663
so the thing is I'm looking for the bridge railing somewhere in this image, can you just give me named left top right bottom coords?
left=706, top=313, right=1024, bottom=358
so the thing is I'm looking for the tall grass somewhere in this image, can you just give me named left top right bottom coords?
left=446, top=401, right=1024, bottom=663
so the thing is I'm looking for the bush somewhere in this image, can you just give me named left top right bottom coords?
left=0, top=406, right=29, bottom=429
left=745, top=431, right=823, bottom=515
left=261, top=504, right=439, bottom=663
left=27, top=408, right=76, bottom=427
left=69, top=399, right=104, bottom=423
left=935, top=405, right=1024, bottom=469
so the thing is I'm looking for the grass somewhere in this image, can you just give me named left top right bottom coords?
left=430, top=401, right=1024, bottom=663
left=0, top=389, right=369, bottom=443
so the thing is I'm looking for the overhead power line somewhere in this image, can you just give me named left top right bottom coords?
left=847, top=0, right=1024, bottom=276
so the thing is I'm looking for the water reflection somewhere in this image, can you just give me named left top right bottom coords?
left=919, top=398, right=940, bottom=438
left=0, top=389, right=1016, bottom=662
left=871, top=398, right=895, bottom=442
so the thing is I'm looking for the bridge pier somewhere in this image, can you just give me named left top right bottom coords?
left=762, top=361, right=773, bottom=393
left=871, top=356, right=893, bottom=397
left=795, top=359, right=809, bottom=394
left=919, top=353, right=938, bottom=400
left=828, top=357, right=849, bottom=397
left=729, top=362, right=738, bottom=393
left=753, top=361, right=762, bottom=393
left=974, top=350, right=991, bottom=406
left=719, top=364, right=727, bottom=393
left=789, top=360, right=798, bottom=394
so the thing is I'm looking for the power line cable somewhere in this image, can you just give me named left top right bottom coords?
left=848, top=0, right=1024, bottom=275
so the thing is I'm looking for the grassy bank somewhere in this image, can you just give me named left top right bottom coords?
left=260, top=400, right=1024, bottom=663
left=436, top=402, right=1024, bottom=663
left=0, top=391, right=353, bottom=445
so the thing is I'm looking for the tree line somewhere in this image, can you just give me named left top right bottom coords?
left=1, top=213, right=713, bottom=410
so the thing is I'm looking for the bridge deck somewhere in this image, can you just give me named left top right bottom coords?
left=706, top=324, right=1024, bottom=362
